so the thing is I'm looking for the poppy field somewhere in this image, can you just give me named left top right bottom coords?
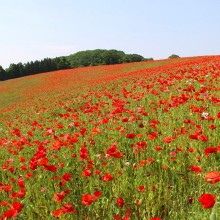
left=0, top=56, right=220, bottom=219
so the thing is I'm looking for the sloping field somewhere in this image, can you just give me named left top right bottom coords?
left=0, top=56, right=220, bottom=219
left=0, top=57, right=198, bottom=116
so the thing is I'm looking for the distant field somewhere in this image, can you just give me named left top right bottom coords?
left=0, top=56, right=220, bottom=219
left=0, top=57, right=197, bottom=115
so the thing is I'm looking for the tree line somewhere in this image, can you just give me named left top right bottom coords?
left=0, top=49, right=152, bottom=81
left=0, top=57, right=70, bottom=80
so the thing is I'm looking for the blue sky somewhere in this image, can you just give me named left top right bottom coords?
left=0, top=0, right=220, bottom=68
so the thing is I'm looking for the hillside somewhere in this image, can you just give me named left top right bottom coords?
left=0, top=57, right=190, bottom=115
left=0, top=56, right=220, bottom=219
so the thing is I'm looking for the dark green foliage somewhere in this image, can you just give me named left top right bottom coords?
left=0, top=65, right=5, bottom=80
left=54, top=57, right=71, bottom=70
left=143, top=57, right=154, bottom=61
left=0, top=49, right=145, bottom=81
left=67, top=49, right=145, bottom=67
left=101, top=50, right=125, bottom=64
left=123, top=54, right=145, bottom=63
left=1, top=57, right=71, bottom=81
left=168, top=54, right=180, bottom=58
left=67, top=49, right=124, bottom=67
left=5, top=63, right=23, bottom=79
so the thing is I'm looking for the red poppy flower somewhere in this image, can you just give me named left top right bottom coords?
left=106, top=145, right=122, bottom=158
left=148, top=132, right=157, bottom=140
left=209, top=124, right=216, bottom=130
left=18, top=177, right=25, bottom=188
left=91, top=127, right=101, bottom=135
left=199, top=134, right=208, bottom=142
left=0, top=201, right=8, bottom=206
left=116, top=197, right=124, bottom=207
left=62, top=203, right=76, bottom=214
left=94, top=169, right=101, bottom=175
left=3, top=209, right=17, bottom=218
left=189, top=134, right=198, bottom=140
left=62, top=173, right=72, bottom=181
left=154, top=146, right=162, bottom=151
left=122, top=117, right=129, bottom=122
left=43, top=164, right=57, bottom=172
left=126, top=133, right=135, bottom=139
left=12, top=202, right=23, bottom=213
left=2, top=185, right=13, bottom=192
left=114, top=214, right=121, bottom=220
left=205, top=171, right=220, bottom=184
left=102, top=173, right=114, bottom=181
left=163, top=136, right=175, bottom=143
left=54, top=191, right=66, bottom=203
left=184, top=119, right=191, bottom=123
left=190, top=165, right=203, bottom=173
left=53, top=209, right=63, bottom=217
left=38, top=157, right=48, bottom=165
left=204, top=147, right=218, bottom=155
left=82, top=169, right=92, bottom=177
left=80, top=146, right=88, bottom=160
left=198, top=193, right=216, bottom=209
left=27, top=131, right=33, bottom=136
left=80, top=128, right=87, bottom=136
left=136, top=141, right=147, bottom=149
left=82, top=194, right=93, bottom=206
left=93, top=190, right=102, bottom=201
left=137, top=185, right=145, bottom=192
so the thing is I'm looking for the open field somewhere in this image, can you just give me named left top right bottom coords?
left=0, top=56, right=220, bottom=219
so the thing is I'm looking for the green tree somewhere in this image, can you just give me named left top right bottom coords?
left=123, top=54, right=144, bottom=63
left=101, top=50, right=125, bottom=65
left=168, top=54, right=180, bottom=58
left=54, top=57, right=71, bottom=70
left=67, top=49, right=144, bottom=68
left=0, top=65, right=6, bottom=80
left=6, top=63, right=21, bottom=79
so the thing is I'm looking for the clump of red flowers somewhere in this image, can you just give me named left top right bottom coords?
left=198, top=193, right=216, bottom=209
left=1, top=201, right=23, bottom=219
left=81, top=190, right=102, bottom=206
